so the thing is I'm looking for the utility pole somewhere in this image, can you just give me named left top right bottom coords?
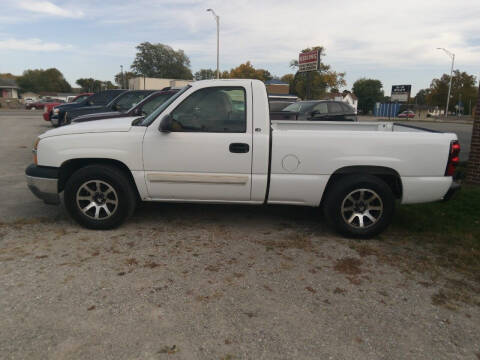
left=458, top=93, right=462, bottom=116
left=437, top=48, right=455, bottom=117
left=207, top=9, right=220, bottom=79
left=120, top=65, right=124, bottom=89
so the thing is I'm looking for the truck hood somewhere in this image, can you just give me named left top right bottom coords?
left=39, top=116, right=138, bottom=138
left=73, top=111, right=123, bottom=122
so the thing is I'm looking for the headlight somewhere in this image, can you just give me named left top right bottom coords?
left=53, top=108, right=59, bottom=114
left=33, top=138, right=40, bottom=165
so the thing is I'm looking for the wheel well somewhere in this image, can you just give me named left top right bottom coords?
left=58, top=158, right=140, bottom=200
left=322, top=166, right=403, bottom=203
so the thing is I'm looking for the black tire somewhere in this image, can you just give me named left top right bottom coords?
left=64, top=164, right=136, bottom=230
left=323, top=174, right=395, bottom=238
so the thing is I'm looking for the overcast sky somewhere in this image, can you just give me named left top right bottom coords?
left=1, top=0, right=479, bottom=95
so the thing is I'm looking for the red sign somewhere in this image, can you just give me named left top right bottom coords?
left=299, top=50, right=319, bottom=72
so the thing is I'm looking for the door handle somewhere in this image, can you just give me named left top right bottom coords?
left=229, top=143, right=250, bottom=153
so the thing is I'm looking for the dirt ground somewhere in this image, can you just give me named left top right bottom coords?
left=1, top=111, right=479, bottom=360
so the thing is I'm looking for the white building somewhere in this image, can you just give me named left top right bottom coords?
left=129, top=77, right=192, bottom=90
left=0, top=78, right=19, bottom=99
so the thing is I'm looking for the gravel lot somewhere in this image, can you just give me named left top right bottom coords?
left=1, top=111, right=479, bottom=360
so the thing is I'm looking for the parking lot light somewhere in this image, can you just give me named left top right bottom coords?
left=206, top=8, right=220, bottom=79
left=436, top=47, right=455, bottom=118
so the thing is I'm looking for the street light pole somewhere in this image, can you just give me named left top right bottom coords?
left=207, top=8, right=220, bottom=79
left=437, top=47, right=455, bottom=117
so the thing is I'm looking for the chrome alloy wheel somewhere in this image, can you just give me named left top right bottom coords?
left=76, top=180, right=118, bottom=220
left=341, top=189, right=383, bottom=229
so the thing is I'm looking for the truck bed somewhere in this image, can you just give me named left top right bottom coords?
left=270, top=120, right=439, bottom=133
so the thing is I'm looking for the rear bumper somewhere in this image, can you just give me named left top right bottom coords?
left=25, top=164, right=60, bottom=205
left=401, top=176, right=453, bottom=204
left=443, top=181, right=461, bottom=201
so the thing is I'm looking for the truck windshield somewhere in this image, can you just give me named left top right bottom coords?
left=136, top=86, right=191, bottom=126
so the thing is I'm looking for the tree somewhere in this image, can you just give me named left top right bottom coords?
left=17, top=68, right=71, bottom=93
left=0, top=73, right=17, bottom=80
left=194, top=69, right=216, bottom=80
left=427, top=70, right=477, bottom=114
left=289, top=47, right=346, bottom=99
left=352, top=78, right=384, bottom=114
left=466, top=83, right=480, bottom=184
left=414, top=88, right=431, bottom=105
left=131, top=42, right=192, bottom=80
left=228, top=61, right=272, bottom=81
left=76, top=78, right=116, bottom=92
left=114, top=71, right=136, bottom=88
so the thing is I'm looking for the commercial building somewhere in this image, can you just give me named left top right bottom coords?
left=265, top=79, right=289, bottom=95
left=128, top=77, right=192, bottom=90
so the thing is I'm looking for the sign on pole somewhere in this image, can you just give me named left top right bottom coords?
left=298, top=50, right=320, bottom=73
left=391, top=85, right=411, bottom=102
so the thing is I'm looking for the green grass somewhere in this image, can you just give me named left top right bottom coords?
left=388, top=183, right=480, bottom=277
left=392, top=185, right=480, bottom=242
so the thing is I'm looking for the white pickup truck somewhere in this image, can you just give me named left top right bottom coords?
left=25, top=79, right=460, bottom=238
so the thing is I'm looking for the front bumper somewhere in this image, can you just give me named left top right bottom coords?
left=443, top=181, right=461, bottom=201
left=50, top=114, right=59, bottom=126
left=25, top=164, right=60, bottom=205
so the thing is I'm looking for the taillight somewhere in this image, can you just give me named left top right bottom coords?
left=445, top=140, right=460, bottom=176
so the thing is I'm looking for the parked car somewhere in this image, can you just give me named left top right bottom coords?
left=64, top=90, right=155, bottom=124
left=43, top=93, right=92, bottom=122
left=72, top=89, right=179, bottom=123
left=269, top=101, right=296, bottom=112
left=26, top=79, right=460, bottom=238
left=397, top=110, right=415, bottom=118
left=50, top=89, right=127, bottom=127
left=268, top=94, right=300, bottom=102
left=26, top=98, right=64, bottom=110
left=270, top=100, right=357, bottom=121
left=24, top=98, right=35, bottom=104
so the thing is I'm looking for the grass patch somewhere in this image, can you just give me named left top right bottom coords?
left=389, top=184, right=480, bottom=277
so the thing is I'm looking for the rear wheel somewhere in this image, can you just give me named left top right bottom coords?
left=64, top=165, right=136, bottom=229
left=323, top=174, right=395, bottom=238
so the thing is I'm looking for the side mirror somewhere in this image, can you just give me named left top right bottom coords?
left=159, top=114, right=173, bottom=133
left=133, top=107, right=142, bottom=116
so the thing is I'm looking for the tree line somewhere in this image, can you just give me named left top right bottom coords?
left=4, top=41, right=477, bottom=115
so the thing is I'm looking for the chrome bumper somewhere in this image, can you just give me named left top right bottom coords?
left=25, top=164, right=60, bottom=205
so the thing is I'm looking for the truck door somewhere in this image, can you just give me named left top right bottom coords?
left=142, top=85, right=253, bottom=201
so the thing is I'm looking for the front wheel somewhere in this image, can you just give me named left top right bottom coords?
left=64, top=165, right=136, bottom=229
left=323, top=174, right=395, bottom=238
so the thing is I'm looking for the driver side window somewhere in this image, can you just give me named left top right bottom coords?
left=115, top=93, right=149, bottom=112
left=312, top=102, right=328, bottom=114
left=170, top=87, right=246, bottom=133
